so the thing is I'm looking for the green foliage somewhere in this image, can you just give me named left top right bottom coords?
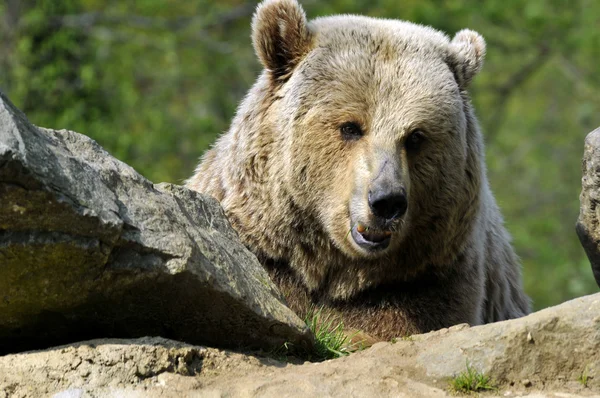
left=450, top=362, right=497, bottom=394
left=1, top=0, right=599, bottom=310
left=268, top=307, right=359, bottom=362
left=304, top=307, right=353, bottom=360
left=578, top=365, right=590, bottom=387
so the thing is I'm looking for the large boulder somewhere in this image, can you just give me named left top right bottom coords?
left=577, top=127, right=600, bottom=287
left=0, top=293, right=598, bottom=397
left=0, top=91, right=312, bottom=354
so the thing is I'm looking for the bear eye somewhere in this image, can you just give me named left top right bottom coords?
left=340, top=122, right=363, bottom=141
left=405, top=129, right=426, bottom=152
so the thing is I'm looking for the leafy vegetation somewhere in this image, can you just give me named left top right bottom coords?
left=304, top=307, right=354, bottom=360
left=1, top=0, right=599, bottom=310
left=450, top=362, right=497, bottom=394
left=578, top=365, right=590, bottom=387
left=268, top=307, right=360, bottom=362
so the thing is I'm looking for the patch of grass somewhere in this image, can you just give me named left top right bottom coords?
left=578, top=365, right=590, bottom=387
left=305, top=306, right=355, bottom=360
left=391, top=335, right=414, bottom=344
left=267, top=341, right=294, bottom=362
left=450, top=362, right=497, bottom=394
left=266, top=307, right=361, bottom=362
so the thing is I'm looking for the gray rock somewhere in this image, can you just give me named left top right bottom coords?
left=577, top=127, right=600, bottom=287
left=0, top=91, right=312, bottom=354
left=1, top=294, right=599, bottom=397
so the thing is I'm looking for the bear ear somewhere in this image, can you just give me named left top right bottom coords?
left=252, top=0, right=313, bottom=81
left=447, top=29, right=486, bottom=89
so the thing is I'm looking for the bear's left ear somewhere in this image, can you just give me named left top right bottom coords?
left=252, top=0, right=314, bottom=81
left=447, top=29, right=486, bottom=89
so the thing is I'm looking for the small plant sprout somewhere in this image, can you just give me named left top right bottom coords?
left=450, top=362, right=497, bottom=394
left=305, top=306, right=356, bottom=360
left=578, top=365, right=590, bottom=387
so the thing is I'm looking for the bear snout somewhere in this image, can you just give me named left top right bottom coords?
left=368, top=187, right=408, bottom=221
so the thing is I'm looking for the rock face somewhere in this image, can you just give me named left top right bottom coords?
left=577, top=127, right=600, bottom=287
left=1, top=294, right=599, bottom=397
left=0, top=91, right=312, bottom=354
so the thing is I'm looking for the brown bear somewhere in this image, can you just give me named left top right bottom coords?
left=187, top=0, right=531, bottom=340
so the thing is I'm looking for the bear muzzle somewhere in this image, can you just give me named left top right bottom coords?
left=350, top=223, right=393, bottom=252
left=348, top=157, right=409, bottom=254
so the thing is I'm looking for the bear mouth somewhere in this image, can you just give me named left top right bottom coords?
left=350, top=222, right=392, bottom=252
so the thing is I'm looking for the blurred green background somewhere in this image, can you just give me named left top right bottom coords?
left=1, top=0, right=599, bottom=310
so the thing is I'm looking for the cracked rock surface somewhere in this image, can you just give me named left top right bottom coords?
left=577, top=127, right=600, bottom=287
left=0, top=91, right=311, bottom=354
left=1, top=294, right=599, bottom=397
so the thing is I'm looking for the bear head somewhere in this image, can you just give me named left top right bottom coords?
left=252, top=0, right=486, bottom=263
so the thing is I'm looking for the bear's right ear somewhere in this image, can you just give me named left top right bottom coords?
left=252, top=0, right=313, bottom=81
left=447, top=29, right=486, bottom=89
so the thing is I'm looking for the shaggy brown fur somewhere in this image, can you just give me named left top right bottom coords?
left=187, top=0, right=530, bottom=340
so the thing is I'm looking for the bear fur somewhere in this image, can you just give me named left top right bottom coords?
left=187, top=0, right=530, bottom=339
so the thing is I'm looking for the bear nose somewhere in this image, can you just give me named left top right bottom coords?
left=368, top=188, right=408, bottom=220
